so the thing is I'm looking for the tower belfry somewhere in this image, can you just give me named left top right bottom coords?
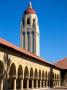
left=20, top=2, right=40, bottom=56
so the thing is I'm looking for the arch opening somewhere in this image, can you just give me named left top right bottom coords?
left=23, top=66, right=29, bottom=88
left=9, top=63, right=16, bottom=89
left=17, top=65, right=23, bottom=89
left=29, top=67, right=33, bottom=88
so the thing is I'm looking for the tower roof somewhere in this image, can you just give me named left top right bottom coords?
left=24, top=2, right=36, bottom=14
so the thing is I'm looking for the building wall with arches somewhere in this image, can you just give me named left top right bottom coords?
left=0, top=40, right=61, bottom=90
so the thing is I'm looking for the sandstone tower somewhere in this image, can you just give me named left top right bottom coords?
left=20, top=2, right=40, bottom=56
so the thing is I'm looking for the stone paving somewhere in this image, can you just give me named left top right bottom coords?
left=40, top=88, right=67, bottom=90
left=43, top=88, right=67, bottom=90
left=41, top=88, right=67, bottom=90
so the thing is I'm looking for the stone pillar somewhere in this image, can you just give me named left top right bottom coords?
left=36, top=80, right=38, bottom=88
left=13, top=78, right=16, bottom=90
left=46, top=80, right=48, bottom=87
left=0, top=79, right=3, bottom=90
left=27, top=79, right=29, bottom=89
left=31, top=79, right=34, bottom=88
left=21, top=79, right=23, bottom=90
left=40, top=80, right=42, bottom=88
left=59, top=80, right=60, bottom=86
left=43, top=80, right=45, bottom=88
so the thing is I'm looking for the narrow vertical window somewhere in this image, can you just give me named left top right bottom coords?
left=33, top=19, right=35, bottom=26
left=27, top=31, right=30, bottom=51
left=27, top=18, right=30, bottom=24
left=32, top=31, right=34, bottom=53
left=23, top=32, right=25, bottom=48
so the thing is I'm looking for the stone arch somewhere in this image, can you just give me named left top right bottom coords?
left=0, top=61, right=4, bottom=90
left=29, top=67, right=33, bottom=88
left=56, top=74, right=59, bottom=86
left=34, top=68, right=38, bottom=88
left=55, top=73, right=57, bottom=86
left=35, top=68, right=38, bottom=78
left=18, top=65, right=23, bottom=78
left=54, top=73, right=55, bottom=80
left=42, top=70, right=44, bottom=79
left=0, top=61, right=4, bottom=78
left=45, top=71, right=47, bottom=79
left=55, top=73, right=57, bottom=80
left=48, top=72, right=50, bottom=87
left=52, top=72, right=54, bottom=80
left=42, top=70, right=45, bottom=87
left=23, top=66, right=29, bottom=88
left=38, top=69, right=41, bottom=87
left=9, top=63, right=16, bottom=89
left=57, top=74, right=58, bottom=80
left=9, top=63, right=16, bottom=78
left=64, top=73, right=67, bottom=86
left=30, top=67, right=33, bottom=78
left=39, top=69, right=41, bottom=79
left=17, top=65, right=23, bottom=89
left=45, top=71, right=48, bottom=87
left=48, top=71, right=52, bottom=87
left=24, top=66, right=29, bottom=78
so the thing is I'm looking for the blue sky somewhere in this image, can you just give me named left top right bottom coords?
left=0, top=0, right=67, bottom=63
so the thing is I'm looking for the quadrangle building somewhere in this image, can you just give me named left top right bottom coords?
left=0, top=2, right=67, bottom=90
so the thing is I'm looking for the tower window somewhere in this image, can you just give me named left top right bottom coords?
left=27, top=31, right=30, bottom=51
left=33, top=19, right=35, bottom=26
left=32, top=31, right=34, bottom=53
left=27, top=18, right=30, bottom=24
left=22, top=32, right=25, bottom=48
left=22, top=17, right=25, bottom=27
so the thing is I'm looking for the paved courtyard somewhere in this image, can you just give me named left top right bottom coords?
left=39, top=88, right=67, bottom=90
left=30, top=88, right=67, bottom=90
left=40, top=88, right=67, bottom=90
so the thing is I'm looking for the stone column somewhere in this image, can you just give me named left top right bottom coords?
left=36, top=80, right=38, bottom=88
left=43, top=80, right=45, bottom=88
left=27, top=79, right=29, bottom=89
left=46, top=80, right=48, bottom=88
left=21, top=79, right=23, bottom=90
left=0, top=79, right=3, bottom=90
left=59, top=80, right=60, bottom=86
left=13, top=78, right=16, bottom=90
left=40, top=80, right=42, bottom=88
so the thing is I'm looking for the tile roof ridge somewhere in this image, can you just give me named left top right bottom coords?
left=0, top=37, right=60, bottom=69
left=0, top=37, right=45, bottom=61
left=55, top=58, right=67, bottom=64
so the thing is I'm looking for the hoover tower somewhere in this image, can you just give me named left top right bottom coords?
left=20, top=2, right=40, bottom=56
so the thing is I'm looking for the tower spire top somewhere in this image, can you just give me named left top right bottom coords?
left=28, top=1, right=32, bottom=8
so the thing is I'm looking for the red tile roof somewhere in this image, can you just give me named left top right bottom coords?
left=0, top=38, right=60, bottom=69
left=24, top=8, right=35, bottom=14
left=54, top=58, right=67, bottom=69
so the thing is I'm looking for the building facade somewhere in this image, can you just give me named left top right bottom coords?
left=0, top=2, right=67, bottom=90
left=0, top=38, right=61, bottom=90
